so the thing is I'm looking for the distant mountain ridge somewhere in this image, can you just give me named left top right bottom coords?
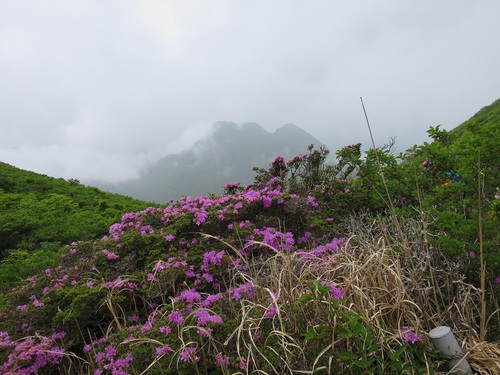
left=103, top=122, right=324, bottom=202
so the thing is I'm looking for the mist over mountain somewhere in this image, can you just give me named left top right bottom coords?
left=99, top=122, right=323, bottom=203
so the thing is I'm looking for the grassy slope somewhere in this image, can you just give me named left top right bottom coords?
left=0, top=162, right=158, bottom=289
left=447, top=98, right=500, bottom=196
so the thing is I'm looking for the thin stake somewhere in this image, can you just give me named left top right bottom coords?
left=359, top=97, right=404, bottom=245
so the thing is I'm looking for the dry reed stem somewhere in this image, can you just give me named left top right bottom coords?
left=104, top=296, right=122, bottom=330
left=465, top=337, right=500, bottom=375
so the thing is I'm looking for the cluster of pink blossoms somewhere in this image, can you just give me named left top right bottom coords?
left=400, top=328, right=424, bottom=344
left=0, top=332, right=66, bottom=375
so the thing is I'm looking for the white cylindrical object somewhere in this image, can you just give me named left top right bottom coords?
left=429, top=326, right=471, bottom=374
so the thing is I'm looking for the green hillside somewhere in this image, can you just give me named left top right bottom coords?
left=441, top=97, right=500, bottom=195
left=0, top=100, right=498, bottom=373
left=452, top=98, right=500, bottom=138
left=0, top=162, right=158, bottom=289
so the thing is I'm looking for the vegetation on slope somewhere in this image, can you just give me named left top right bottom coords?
left=0, top=99, right=498, bottom=374
left=0, top=163, right=158, bottom=290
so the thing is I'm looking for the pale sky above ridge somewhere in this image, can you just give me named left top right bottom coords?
left=1, top=1, right=499, bottom=184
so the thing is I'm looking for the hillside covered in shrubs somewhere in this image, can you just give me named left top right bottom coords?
left=0, top=166, right=158, bottom=290
left=0, top=99, right=499, bottom=374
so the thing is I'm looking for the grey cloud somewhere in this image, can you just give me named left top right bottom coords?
left=0, top=1, right=499, bottom=183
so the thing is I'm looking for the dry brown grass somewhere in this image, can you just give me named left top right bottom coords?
left=227, top=214, right=500, bottom=373
left=466, top=337, right=500, bottom=374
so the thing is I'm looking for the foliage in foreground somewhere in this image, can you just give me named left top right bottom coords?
left=0, top=158, right=497, bottom=373
left=0, top=179, right=445, bottom=374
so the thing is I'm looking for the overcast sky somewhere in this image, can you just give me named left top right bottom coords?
left=1, top=1, right=499, bottom=184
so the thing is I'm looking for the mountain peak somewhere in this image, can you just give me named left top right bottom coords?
left=109, top=122, right=324, bottom=202
left=274, top=123, right=319, bottom=138
left=278, top=123, right=301, bottom=131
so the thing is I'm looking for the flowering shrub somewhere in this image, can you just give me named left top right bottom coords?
left=0, top=332, right=66, bottom=374
left=0, top=160, right=359, bottom=373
